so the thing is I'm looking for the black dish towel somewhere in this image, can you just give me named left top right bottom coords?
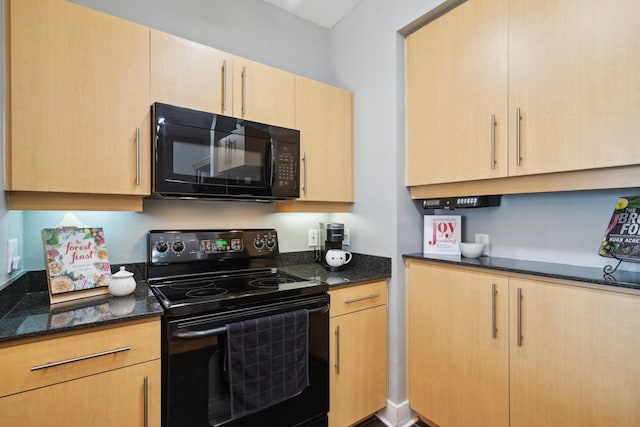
left=226, top=309, right=309, bottom=420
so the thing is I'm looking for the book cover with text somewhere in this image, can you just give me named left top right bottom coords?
left=42, top=227, right=112, bottom=296
left=598, top=196, right=640, bottom=261
left=424, top=215, right=462, bottom=256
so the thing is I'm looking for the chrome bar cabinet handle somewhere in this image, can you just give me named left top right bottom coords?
left=302, top=152, right=308, bottom=194
left=491, top=283, right=497, bottom=339
left=335, top=326, right=341, bottom=374
left=516, top=107, right=522, bottom=166
left=517, top=288, right=523, bottom=346
left=31, top=346, right=132, bottom=371
left=344, top=294, right=379, bottom=304
left=136, top=127, right=141, bottom=186
left=144, top=376, right=149, bottom=427
left=222, top=60, right=228, bottom=113
left=241, top=66, right=247, bottom=115
left=490, top=114, right=496, bottom=170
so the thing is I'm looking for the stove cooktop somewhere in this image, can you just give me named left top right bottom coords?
left=149, top=270, right=323, bottom=313
left=146, top=229, right=327, bottom=317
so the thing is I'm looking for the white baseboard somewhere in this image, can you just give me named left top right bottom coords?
left=376, top=399, right=416, bottom=427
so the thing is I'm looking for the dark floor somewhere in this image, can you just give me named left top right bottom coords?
left=355, top=416, right=429, bottom=427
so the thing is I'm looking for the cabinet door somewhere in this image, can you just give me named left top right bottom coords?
left=6, top=0, right=150, bottom=195
left=232, top=56, right=296, bottom=129
left=329, top=305, right=387, bottom=427
left=509, top=278, right=640, bottom=426
left=407, top=262, right=509, bottom=427
left=150, top=29, right=232, bottom=115
left=0, top=360, right=160, bottom=427
left=508, top=0, right=640, bottom=176
left=296, top=77, right=354, bottom=203
left=406, top=0, right=508, bottom=186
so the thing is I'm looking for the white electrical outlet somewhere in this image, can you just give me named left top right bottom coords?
left=475, top=234, right=490, bottom=256
left=343, top=229, right=350, bottom=246
left=308, top=229, right=318, bottom=247
left=7, top=239, right=18, bottom=273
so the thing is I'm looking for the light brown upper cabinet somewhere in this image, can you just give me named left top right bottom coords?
left=295, top=77, right=354, bottom=204
left=406, top=0, right=509, bottom=186
left=150, top=29, right=232, bottom=115
left=5, top=0, right=151, bottom=211
left=232, top=56, right=296, bottom=129
left=508, top=0, right=640, bottom=176
left=407, top=0, right=640, bottom=190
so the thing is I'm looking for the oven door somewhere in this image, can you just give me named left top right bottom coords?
left=163, top=294, right=329, bottom=427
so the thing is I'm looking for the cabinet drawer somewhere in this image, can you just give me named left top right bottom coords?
left=0, top=318, right=160, bottom=397
left=329, top=281, right=387, bottom=317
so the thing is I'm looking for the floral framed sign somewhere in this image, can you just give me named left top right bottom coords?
left=42, top=227, right=113, bottom=304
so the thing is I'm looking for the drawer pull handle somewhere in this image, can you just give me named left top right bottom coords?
left=344, top=294, right=379, bottom=304
left=30, top=346, right=132, bottom=371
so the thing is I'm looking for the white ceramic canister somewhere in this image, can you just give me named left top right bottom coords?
left=109, top=266, right=137, bottom=297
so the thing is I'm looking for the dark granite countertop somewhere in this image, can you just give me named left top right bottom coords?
left=0, top=264, right=162, bottom=344
left=0, top=253, right=390, bottom=344
left=403, top=253, right=640, bottom=292
left=278, top=251, right=392, bottom=287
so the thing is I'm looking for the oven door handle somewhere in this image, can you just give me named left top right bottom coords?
left=171, top=304, right=330, bottom=340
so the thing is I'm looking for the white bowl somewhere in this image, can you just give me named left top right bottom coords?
left=460, top=242, right=484, bottom=258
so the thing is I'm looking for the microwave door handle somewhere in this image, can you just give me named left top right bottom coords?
left=269, top=139, right=276, bottom=188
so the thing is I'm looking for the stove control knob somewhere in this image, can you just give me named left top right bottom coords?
left=253, top=238, right=264, bottom=250
left=172, top=241, right=185, bottom=253
left=155, top=241, right=169, bottom=253
left=265, top=237, right=276, bottom=249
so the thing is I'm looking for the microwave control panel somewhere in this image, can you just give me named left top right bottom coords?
left=272, top=141, right=299, bottom=197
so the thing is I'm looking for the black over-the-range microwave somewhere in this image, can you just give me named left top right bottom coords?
left=150, top=102, right=300, bottom=201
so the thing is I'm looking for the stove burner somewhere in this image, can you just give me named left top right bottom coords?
left=249, top=277, right=297, bottom=289
left=185, top=287, right=229, bottom=298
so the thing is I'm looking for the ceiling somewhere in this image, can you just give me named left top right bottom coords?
left=263, top=0, right=362, bottom=29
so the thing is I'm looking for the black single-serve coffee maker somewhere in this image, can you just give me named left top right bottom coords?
left=317, top=223, right=345, bottom=271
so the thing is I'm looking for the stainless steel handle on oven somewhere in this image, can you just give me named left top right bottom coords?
left=241, top=66, right=247, bottom=115
left=222, top=60, right=228, bottom=113
left=171, top=304, right=330, bottom=340
left=516, top=107, right=522, bottom=166
left=136, top=127, right=141, bottom=186
left=490, top=114, right=496, bottom=170
left=491, top=283, right=497, bottom=339
left=144, top=376, right=149, bottom=427
left=517, top=287, right=523, bottom=346
left=30, top=346, right=132, bottom=371
left=344, top=294, right=379, bottom=304
left=335, top=325, right=341, bottom=374
left=302, top=152, right=308, bottom=194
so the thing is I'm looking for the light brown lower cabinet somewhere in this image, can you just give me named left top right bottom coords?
left=0, top=318, right=161, bottom=427
left=329, top=281, right=388, bottom=427
left=407, top=260, right=640, bottom=427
